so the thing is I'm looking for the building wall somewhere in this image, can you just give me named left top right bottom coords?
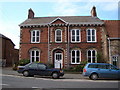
left=20, top=23, right=107, bottom=68
left=110, top=40, right=120, bottom=68
left=0, top=36, right=19, bottom=67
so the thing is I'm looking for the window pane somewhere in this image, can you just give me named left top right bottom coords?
left=76, top=36, right=79, bottom=41
left=72, top=30, right=75, bottom=35
left=32, top=57, right=34, bottom=62
left=36, top=37, right=39, bottom=42
left=76, top=30, right=79, bottom=35
left=92, top=57, right=96, bottom=63
left=57, top=37, right=61, bottom=41
left=36, top=31, right=39, bottom=36
left=92, top=36, right=95, bottom=41
left=57, top=30, right=61, bottom=35
left=77, top=58, right=79, bottom=63
left=72, top=36, right=75, bottom=41
left=33, top=31, right=35, bottom=36
left=77, top=51, right=79, bottom=56
left=87, top=30, right=90, bottom=35
left=72, top=51, right=75, bottom=56
left=36, top=51, right=39, bottom=56
left=92, top=51, right=95, bottom=56
left=36, top=57, right=39, bottom=62
left=92, top=30, right=95, bottom=35
left=88, top=51, right=91, bottom=56
left=32, top=37, right=35, bottom=42
left=88, top=57, right=91, bottom=63
left=72, top=58, right=75, bottom=63
left=88, top=36, right=91, bottom=41
left=32, top=51, right=34, bottom=56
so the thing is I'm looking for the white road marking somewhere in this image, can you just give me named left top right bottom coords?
left=32, top=87, right=40, bottom=88
left=0, top=84, right=9, bottom=86
left=1, top=74, right=119, bottom=82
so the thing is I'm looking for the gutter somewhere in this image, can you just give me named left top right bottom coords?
left=47, top=25, right=50, bottom=63
left=67, top=24, right=70, bottom=68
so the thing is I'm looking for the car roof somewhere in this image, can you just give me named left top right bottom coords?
left=87, top=63, right=110, bottom=65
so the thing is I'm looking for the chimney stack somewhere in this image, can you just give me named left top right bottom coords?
left=28, top=8, right=34, bottom=19
left=91, top=6, right=97, bottom=17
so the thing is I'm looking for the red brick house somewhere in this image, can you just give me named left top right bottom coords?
left=19, top=6, right=119, bottom=68
left=0, top=34, right=19, bottom=67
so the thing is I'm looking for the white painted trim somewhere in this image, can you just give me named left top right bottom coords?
left=55, top=29, right=62, bottom=43
left=31, top=30, right=40, bottom=43
left=71, top=29, right=81, bottom=43
left=49, top=17, right=68, bottom=24
left=71, top=50, right=81, bottom=64
left=86, top=28, right=97, bottom=43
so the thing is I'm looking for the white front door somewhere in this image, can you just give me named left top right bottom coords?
left=54, top=53, right=63, bottom=68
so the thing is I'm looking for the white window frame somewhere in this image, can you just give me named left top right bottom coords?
left=55, top=29, right=62, bottom=43
left=87, top=29, right=96, bottom=42
left=71, top=29, right=81, bottom=43
left=31, top=30, right=40, bottom=43
left=71, top=50, right=81, bottom=64
left=87, top=50, right=97, bottom=63
left=30, top=49, right=40, bottom=63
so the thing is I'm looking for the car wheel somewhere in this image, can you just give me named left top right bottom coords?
left=52, top=72, right=59, bottom=79
left=90, top=73, right=98, bottom=80
left=23, top=71, right=29, bottom=77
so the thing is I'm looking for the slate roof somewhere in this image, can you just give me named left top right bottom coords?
left=104, top=20, right=120, bottom=38
left=19, top=16, right=104, bottom=27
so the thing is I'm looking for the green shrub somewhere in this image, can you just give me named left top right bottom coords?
left=73, top=65, right=84, bottom=72
left=19, top=59, right=30, bottom=66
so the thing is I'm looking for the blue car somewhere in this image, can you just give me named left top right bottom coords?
left=17, top=62, right=64, bottom=79
left=83, top=63, right=120, bottom=80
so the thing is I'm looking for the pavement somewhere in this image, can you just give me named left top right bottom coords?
left=2, top=67, right=88, bottom=79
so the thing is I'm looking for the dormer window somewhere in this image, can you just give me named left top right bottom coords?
left=55, top=29, right=62, bottom=43
left=31, top=30, right=40, bottom=43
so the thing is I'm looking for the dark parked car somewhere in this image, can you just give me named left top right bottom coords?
left=83, top=63, right=120, bottom=80
left=17, top=62, right=64, bottom=79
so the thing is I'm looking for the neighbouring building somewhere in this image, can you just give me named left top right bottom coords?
left=0, top=34, right=19, bottom=67
left=19, top=6, right=120, bottom=68
left=104, top=20, right=120, bottom=68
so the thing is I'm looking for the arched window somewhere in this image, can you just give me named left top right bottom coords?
left=55, top=29, right=62, bottom=42
left=71, top=29, right=81, bottom=42
left=31, top=30, right=40, bottom=43
left=87, top=29, right=96, bottom=42
left=71, top=50, right=81, bottom=64
left=30, top=49, right=40, bottom=63
left=87, top=50, right=97, bottom=63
